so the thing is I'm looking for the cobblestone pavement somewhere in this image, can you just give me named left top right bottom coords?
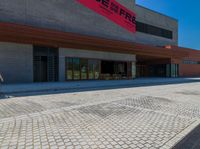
left=0, top=82, right=200, bottom=149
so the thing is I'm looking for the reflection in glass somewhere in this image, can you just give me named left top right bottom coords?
left=88, top=60, right=94, bottom=79
left=88, top=60, right=100, bottom=80
left=94, top=60, right=100, bottom=79
left=80, top=59, right=88, bottom=80
left=65, top=58, right=100, bottom=81
left=66, top=58, right=73, bottom=80
left=73, top=58, right=80, bottom=80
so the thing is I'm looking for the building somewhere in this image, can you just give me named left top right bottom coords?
left=0, top=0, right=199, bottom=84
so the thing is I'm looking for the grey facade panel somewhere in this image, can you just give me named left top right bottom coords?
left=0, top=42, right=33, bottom=84
left=134, top=32, right=177, bottom=46
left=0, top=0, right=177, bottom=46
left=59, top=48, right=136, bottom=61
left=134, top=5, right=178, bottom=45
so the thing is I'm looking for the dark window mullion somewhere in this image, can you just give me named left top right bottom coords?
left=136, top=21, right=173, bottom=39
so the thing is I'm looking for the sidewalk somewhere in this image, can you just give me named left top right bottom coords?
left=0, top=80, right=200, bottom=149
left=1, top=78, right=200, bottom=95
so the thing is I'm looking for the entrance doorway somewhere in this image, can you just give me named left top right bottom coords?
left=136, top=55, right=179, bottom=78
left=148, top=64, right=167, bottom=77
left=40, top=56, right=48, bottom=82
left=33, top=46, right=58, bottom=82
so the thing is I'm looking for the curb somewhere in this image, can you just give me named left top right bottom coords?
left=160, top=120, right=200, bottom=149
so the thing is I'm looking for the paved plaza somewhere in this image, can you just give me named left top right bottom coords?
left=0, top=80, right=200, bottom=149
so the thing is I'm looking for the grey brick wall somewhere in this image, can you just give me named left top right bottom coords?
left=0, top=42, right=33, bottom=84
left=0, top=0, right=177, bottom=46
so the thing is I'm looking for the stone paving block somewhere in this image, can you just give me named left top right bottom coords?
left=0, top=82, right=200, bottom=148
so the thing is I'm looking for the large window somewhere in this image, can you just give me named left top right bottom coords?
left=136, top=21, right=173, bottom=39
left=65, top=58, right=100, bottom=80
left=65, top=58, right=133, bottom=80
left=80, top=59, right=88, bottom=80
left=166, top=64, right=179, bottom=77
left=183, top=60, right=200, bottom=65
left=88, top=60, right=100, bottom=80
left=73, top=58, right=80, bottom=80
left=101, top=61, right=128, bottom=79
left=94, top=60, right=100, bottom=79
left=66, top=58, right=73, bottom=80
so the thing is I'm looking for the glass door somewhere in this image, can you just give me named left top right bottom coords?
left=166, top=64, right=179, bottom=78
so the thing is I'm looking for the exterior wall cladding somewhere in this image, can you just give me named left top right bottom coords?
left=0, top=0, right=198, bottom=83
left=0, top=0, right=178, bottom=46
left=0, top=42, right=33, bottom=83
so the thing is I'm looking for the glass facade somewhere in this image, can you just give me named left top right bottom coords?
left=136, top=64, right=179, bottom=78
left=80, top=59, right=88, bottom=80
left=73, top=58, right=80, bottom=80
left=66, top=58, right=73, bottom=80
left=87, top=60, right=100, bottom=80
left=170, top=64, right=179, bottom=78
left=65, top=57, right=100, bottom=80
left=166, top=64, right=179, bottom=78
left=101, top=61, right=128, bottom=80
left=65, top=57, right=133, bottom=80
left=183, top=60, right=200, bottom=64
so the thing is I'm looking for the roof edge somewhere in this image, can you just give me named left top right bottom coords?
left=135, top=4, right=178, bottom=22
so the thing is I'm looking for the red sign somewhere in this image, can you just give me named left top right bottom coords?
left=77, top=0, right=136, bottom=33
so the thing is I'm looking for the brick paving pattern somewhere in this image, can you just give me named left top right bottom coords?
left=0, top=82, right=200, bottom=148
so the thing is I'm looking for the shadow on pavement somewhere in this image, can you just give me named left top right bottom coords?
left=0, top=78, right=200, bottom=98
left=173, top=124, right=200, bottom=149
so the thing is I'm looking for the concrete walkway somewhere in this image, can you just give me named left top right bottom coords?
left=0, top=80, right=200, bottom=148
left=0, top=78, right=200, bottom=95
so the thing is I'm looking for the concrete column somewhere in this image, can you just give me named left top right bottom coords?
left=132, top=62, right=136, bottom=79
left=59, top=55, right=65, bottom=82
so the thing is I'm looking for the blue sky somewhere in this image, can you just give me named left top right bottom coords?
left=136, top=0, right=200, bottom=50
